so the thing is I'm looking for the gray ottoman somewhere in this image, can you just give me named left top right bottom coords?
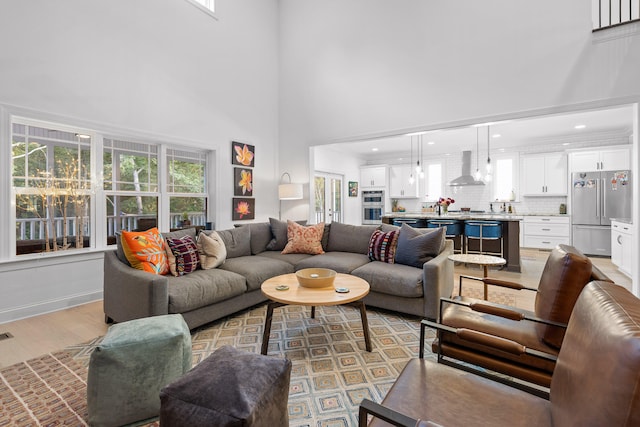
left=87, top=314, right=192, bottom=427
left=159, top=345, right=292, bottom=427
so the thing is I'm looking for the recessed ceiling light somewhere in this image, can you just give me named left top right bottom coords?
left=444, top=153, right=451, bottom=156
left=427, top=141, right=435, bottom=145
left=371, top=148, right=379, bottom=151
left=492, top=134, right=501, bottom=138
left=499, top=148, right=505, bottom=152
left=574, top=124, right=586, bottom=129
left=562, top=142, right=570, bottom=146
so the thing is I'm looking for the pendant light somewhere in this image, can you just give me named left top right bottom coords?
left=485, top=125, right=493, bottom=182
left=473, top=127, right=483, bottom=181
left=408, top=137, right=415, bottom=185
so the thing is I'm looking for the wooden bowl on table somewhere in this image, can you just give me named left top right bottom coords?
left=295, top=268, right=337, bottom=288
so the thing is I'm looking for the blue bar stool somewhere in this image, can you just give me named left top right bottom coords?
left=464, top=220, right=503, bottom=257
left=393, top=218, right=419, bottom=228
left=428, top=219, right=463, bottom=253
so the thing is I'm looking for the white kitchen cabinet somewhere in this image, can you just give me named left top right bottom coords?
left=521, top=153, right=567, bottom=196
left=389, top=165, right=419, bottom=198
left=611, top=221, right=633, bottom=277
left=523, top=216, right=571, bottom=249
left=360, top=166, right=387, bottom=188
left=569, top=146, right=631, bottom=172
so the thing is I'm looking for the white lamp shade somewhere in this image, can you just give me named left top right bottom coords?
left=278, top=183, right=303, bottom=200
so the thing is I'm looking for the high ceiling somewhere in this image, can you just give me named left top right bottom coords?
left=318, top=105, right=634, bottom=162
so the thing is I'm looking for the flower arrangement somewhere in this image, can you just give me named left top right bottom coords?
left=438, top=197, right=455, bottom=207
left=437, top=197, right=454, bottom=215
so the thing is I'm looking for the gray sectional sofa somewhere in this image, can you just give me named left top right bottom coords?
left=103, top=220, right=454, bottom=330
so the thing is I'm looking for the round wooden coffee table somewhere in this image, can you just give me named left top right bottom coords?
left=260, top=273, right=372, bottom=355
left=448, top=254, right=506, bottom=300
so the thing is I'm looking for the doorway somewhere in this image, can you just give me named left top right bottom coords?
left=314, top=173, right=343, bottom=224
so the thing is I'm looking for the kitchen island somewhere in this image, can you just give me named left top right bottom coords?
left=382, top=212, right=522, bottom=272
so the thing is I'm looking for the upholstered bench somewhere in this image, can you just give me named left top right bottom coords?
left=86, top=314, right=192, bottom=427
left=159, top=345, right=292, bottom=426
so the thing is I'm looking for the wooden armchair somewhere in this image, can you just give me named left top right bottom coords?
left=359, top=282, right=640, bottom=427
left=433, top=244, right=609, bottom=387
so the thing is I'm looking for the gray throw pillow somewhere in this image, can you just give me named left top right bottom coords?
left=212, top=226, right=251, bottom=259
left=236, top=222, right=272, bottom=254
left=266, top=217, right=307, bottom=251
left=395, top=224, right=445, bottom=268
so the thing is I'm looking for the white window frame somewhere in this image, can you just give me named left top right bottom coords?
left=5, top=112, right=212, bottom=260
left=184, top=0, right=217, bottom=19
left=423, top=159, right=445, bottom=202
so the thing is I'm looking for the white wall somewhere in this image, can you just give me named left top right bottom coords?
left=312, top=146, right=363, bottom=224
left=279, top=0, right=640, bottom=203
left=0, top=0, right=280, bottom=322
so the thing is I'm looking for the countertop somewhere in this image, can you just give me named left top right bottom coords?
left=611, top=218, right=633, bottom=225
left=383, top=212, right=524, bottom=221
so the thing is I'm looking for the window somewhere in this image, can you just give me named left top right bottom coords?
left=12, top=121, right=93, bottom=255
left=167, top=148, right=208, bottom=229
left=9, top=116, right=210, bottom=256
left=103, top=138, right=159, bottom=243
left=424, top=161, right=443, bottom=201
left=185, top=0, right=216, bottom=17
left=492, top=153, right=519, bottom=201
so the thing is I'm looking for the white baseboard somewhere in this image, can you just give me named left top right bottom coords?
left=0, top=291, right=103, bottom=325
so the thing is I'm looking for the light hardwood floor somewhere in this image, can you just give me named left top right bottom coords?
left=0, top=249, right=631, bottom=368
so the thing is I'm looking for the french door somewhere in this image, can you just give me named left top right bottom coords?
left=314, top=173, right=343, bottom=224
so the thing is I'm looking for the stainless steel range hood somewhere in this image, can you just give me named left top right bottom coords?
left=448, top=150, right=485, bottom=186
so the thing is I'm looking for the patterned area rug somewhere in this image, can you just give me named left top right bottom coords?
left=1, top=304, right=434, bottom=426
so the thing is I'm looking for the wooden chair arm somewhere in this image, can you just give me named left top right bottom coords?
left=422, top=319, right=558, bottom=362
left=458, top=275, right=537, bottom=298
left=359, top=399, right=439, bottom=427
left=439, top=297, right=567, bottom=329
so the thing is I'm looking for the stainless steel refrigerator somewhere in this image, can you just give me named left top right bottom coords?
left=572, top=170, right=632, bottom=256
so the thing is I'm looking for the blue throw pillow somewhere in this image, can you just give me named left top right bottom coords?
left=394, top=224, right=445, bottom=268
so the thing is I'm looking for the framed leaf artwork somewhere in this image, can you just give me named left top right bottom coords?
left=231, top=141, right=255, bottom=167
left=232, top=198, right=255, bottom=221
left=234, top=167, right=253, bottom=196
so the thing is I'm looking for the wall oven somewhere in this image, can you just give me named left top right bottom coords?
left=362, top=190, right=385, bottom=225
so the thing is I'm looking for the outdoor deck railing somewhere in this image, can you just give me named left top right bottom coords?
left=16, top=213, right=207, bottom=242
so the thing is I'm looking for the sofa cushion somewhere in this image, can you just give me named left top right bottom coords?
left=327, top=222, right=380, bottom=254
left=197, top=231, right=227, bottom=270
left=395, top=224, right=445, bottom=268
left=220, top=256, right=294, bottom=291
left=282, top=221, right=325, bottom=255
left=295, top=252, right=370, bottom=274
left=352, top=261, right=424, bottom=298
left=236, top=222, right=272, bottom=255
left=255, top=251, right=313, bottom=267
left=166, top=235, right=200, bottom=276
left=167, top=269, right=247, bottom=313
left=121, top=228, right=169, bottom=275
left=214, top=227, right=251, bottom=259
left=162, top=228, right=197, bottom=241
left=368, top=229, right=399, bottom=263
left=266, top=218, right=307, bottom=251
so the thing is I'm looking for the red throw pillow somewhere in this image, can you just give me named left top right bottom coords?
left=368, top=229, right=399, bottom=263
left=165, top=235, right=200, bottom=276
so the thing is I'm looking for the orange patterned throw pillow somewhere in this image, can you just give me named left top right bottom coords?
left=121, top=228, right=169, bottom=275
left=281, top=221, right=325, bottom=255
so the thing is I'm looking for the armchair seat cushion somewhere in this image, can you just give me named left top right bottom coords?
left=352, top=261, right=424, bottom=298
left=369, top=358, right=551, bottom=427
